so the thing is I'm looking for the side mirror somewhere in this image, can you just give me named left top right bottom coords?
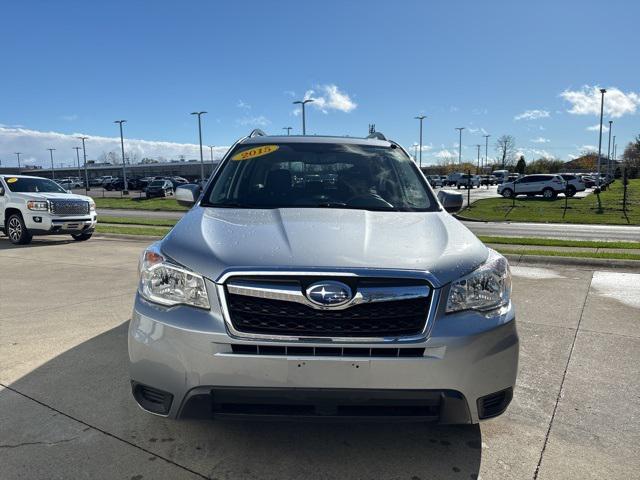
left=437, top=190, right=463, bottom=213
left=175, top=184, right=202, bottom=207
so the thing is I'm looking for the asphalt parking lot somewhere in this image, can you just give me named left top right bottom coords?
left=1, top=236, right=638, bottom=480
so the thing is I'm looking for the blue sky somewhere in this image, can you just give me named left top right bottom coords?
left=1, top=0, right=638, bottom=167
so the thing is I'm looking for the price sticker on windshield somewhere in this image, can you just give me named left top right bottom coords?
left=232, top=145, right=279, bottom=161
left=6, top=177, right=18, bottom=183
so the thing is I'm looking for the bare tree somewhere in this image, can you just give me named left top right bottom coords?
left=495, top=135, right=517, bottom=169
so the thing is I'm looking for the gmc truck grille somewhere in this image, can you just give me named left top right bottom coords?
left=224, top=276, right=431, bottom=338
left=50, top=199, right=89, bottom=215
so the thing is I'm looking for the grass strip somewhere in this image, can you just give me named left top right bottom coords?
left=96, top=225, right=171, bottom=236
left=99, top=216, right=178, bottom=227
left=478, top=235, right=640, bottom=250
left=495, top=247, right=640, bottom=261
left=94, top=197, right=188, bottom=211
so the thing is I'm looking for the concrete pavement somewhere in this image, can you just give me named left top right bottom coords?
left=1, top=236, right=639, bottom=479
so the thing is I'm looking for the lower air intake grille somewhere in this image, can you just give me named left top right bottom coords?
left=477, top=388, right=513, bottom=419
left=230, top=344, right=425, bottom=357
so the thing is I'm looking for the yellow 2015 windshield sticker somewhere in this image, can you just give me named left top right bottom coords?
left=6, top=177, right=18, bottom=183
left=232, top=145, right=279, bottom=161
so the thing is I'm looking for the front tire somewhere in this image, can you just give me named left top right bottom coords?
left=71, top=232, right=93, bottom=241
left=501, top=188, right=514, bottom=198
left=6, top=213, right=32, bottom=245
left=542, top=188, right=556, bottom=199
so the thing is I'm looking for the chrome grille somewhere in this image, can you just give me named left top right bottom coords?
left=50, top=199, right=89, bottom=215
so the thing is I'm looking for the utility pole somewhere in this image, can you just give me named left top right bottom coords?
left=73, top=147, right=82, bottom=180
left=14, top=152, right=22, bottom=172
left=190, top=111, right=207, bottom=182
left=596, top=88, right=606, bottom=187
left=455, top=127, right=465, bottom=165
left=293, top=99, right=314, bottom=135
left=78, top=136, right=89, bottom=192
left=47, top=148, right=56, bottom=179
left=612, top=136, right=616, bottom=177
left=282, top=127, right=292, bottom=136
left=414, top=115, right=426, bottom=168
left=483, top=134, right=491, bottom=173
left=476, top=144, right=481, bottom=174
left=114, top=120, right=129, bottom=194
left=606, top=120, right=613, bottom=180
left=208, top=145, right=215, bottom=163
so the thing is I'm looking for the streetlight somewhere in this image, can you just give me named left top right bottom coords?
left=73, top=147, right=82, bottom=180
left=414, top=115, right=426, bottom=168
left=283, top=126, right=292, bottom=136
left=612, top=135, right=616, bottom=177
left=14, top=152, right=22, bottom=172
left=114, top=120, right=129, bottom=194
left=47, top=148, right=56, bottom=179
left=293, top=99, right=314, bottom=135
left=191, top=111, right=207, bottom=182
left=476, top=144, right=481, bottom=174
left=596, top=88, right=606, bottom=187
left=208, top=145, right=215, bottom=163
left=77, top=136, right=89, bottom=192
left=455, top=127, right=465, bottom=165
left=606, top=120, right=613, bottom=180
left=483, top=134, right=491, bottom=173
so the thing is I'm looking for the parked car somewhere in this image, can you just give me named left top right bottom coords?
left=498, top=174, right=566, bottom=199
left=445, top=172, right=465, bottom=186
left=491, top=170, right=510, bottom=184
left=145, top=179, right=174, bottom=198
left=89, top=176, right=106, bottom=187
left=579, top=175, right=597, bottom=188
left=427, top=175, right=442, bottom=188
left=559, top=174, right=586, bottom=197
left=169, top=176, right=189, bottom=189
left=129, top=131, right=518, bottom=423
left=0, top=175, right=96, bottom=244
left=456, top=174, right=481, bottom=189
left=106, top=178, right=138, bottom=191
left=480, top=175, right=498, bottom=186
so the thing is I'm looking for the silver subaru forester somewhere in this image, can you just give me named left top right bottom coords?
left=128, top=130, right=518, bottom=423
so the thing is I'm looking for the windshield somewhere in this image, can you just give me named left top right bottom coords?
left=150, top=181, right=164, bottom=187
left=203, top=142, right=436, bottom=211
left=3, top=176, right=67, bottom=193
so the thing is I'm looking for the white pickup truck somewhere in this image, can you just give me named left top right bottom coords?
left=0, top=175, right=97, bottom=245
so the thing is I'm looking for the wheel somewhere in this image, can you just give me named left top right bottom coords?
left=71, top=232, right=93, bottom=241
left=566, top=186, right=576, bottom=197
left=542, top=188, right=555, bottom=199
left=6, top=213, right=32, bottom=245
left=501, top=188, right=514, bottom=198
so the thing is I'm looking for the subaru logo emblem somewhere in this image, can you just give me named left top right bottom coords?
left=305, top=281, right=353, bottom=308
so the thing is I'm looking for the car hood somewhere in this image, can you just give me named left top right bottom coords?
left=10, top=191, right=92, bottom=202
left=161, top=207, right=488, bottom=287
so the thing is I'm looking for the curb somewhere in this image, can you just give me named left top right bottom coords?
left=93, top=233, right=163, bottom=242
left=503, top=253, right=640, bottom=269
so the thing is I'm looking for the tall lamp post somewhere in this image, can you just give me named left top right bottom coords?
left=47, top=148, right=56, bottom=179
left=14, top=152, right=22, bottom=172
left=208, top=145, right=215, bottom=164
left=606, top=120, right=613, bottom=179
left=596, top=88, right=606, bottom=187
left=475, top=145, right=481, bottom=174
left=455, top=127, right=465, bottom=165
left=73, top=147, right=82, bottom=180
left=611, top=135, right=616, bottom=177
left=114, top=120, right=129, bottom=194
left=77, top=136, right=89, bottom=192
left=293, top=99, right=314, bottom=135
left=483, top=134, right=491, bottom=173
left=283, top=126, right=292, bottom=136
left=191, top=111, right=207, bottom=182
left=414, top=115, right=426, bottom=168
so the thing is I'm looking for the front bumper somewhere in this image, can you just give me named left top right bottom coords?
left=24, top=213, right=97, bottom=234
left=129, top=288, right=519, bottom=423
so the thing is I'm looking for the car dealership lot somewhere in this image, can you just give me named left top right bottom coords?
left=1, top=236, right=639, bottom=480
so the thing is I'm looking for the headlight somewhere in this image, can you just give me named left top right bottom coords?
left=27, top=200, right=49, bottom=211
left=446, top=249, right=511, bottom=313
left=138, top=247, right=210, bottom=309
left=89, top=199, right=96, bottom=211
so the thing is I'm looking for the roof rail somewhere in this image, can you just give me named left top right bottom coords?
left=248, top=129, right=267, bottom=138
left=367, top=131, right=387, bottom=141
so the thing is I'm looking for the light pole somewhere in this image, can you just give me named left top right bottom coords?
left=73, top=147, right=82, bottom=180
left=283, top=126, right=292, bottom=136
left=483, top=134, right=491, bottom=173
left=476, top=145, right=481, bottom=174
left=114, top=120, right=129, bottom=194
left=596, top=88, right=606, bottom=187
left=208, top=145, right=215, bottom=164
left=611, top=135, right=616, bottom=177
left=191, top=111, right=207, bottom=182
left=293, top=99, right=314, bottom=135
left=47, top=148, right=56, bottom=179
left=77, top=136, right=89, bottom=192
left=414, top=115, right=426, bottom=168
left=455, top=127, right=465, bottom=165
left=606, top=120, right=613, bottom=180
left=14, top=152, right=22, bottom=172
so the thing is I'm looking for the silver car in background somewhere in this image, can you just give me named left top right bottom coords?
left=129, top=131, right=518, bottom=423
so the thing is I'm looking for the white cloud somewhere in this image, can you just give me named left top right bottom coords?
left=236, top=100, right=251, bottom=110
left=580, top=144, right=597, bottom=152
left=514, top=109, right=551, bottom=121
left=530, top=137, right=550, bottom=143
left=586, top=124, right=609, bottom=132
left=560, top=85, right=640, bottom=118
left=435, top=149, right=458, bottom=160
left=303, top=84, right=357, bottom=113
left=0, top=126, right=228, bottom=167
left=236, top=115, right=270, bottom=127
